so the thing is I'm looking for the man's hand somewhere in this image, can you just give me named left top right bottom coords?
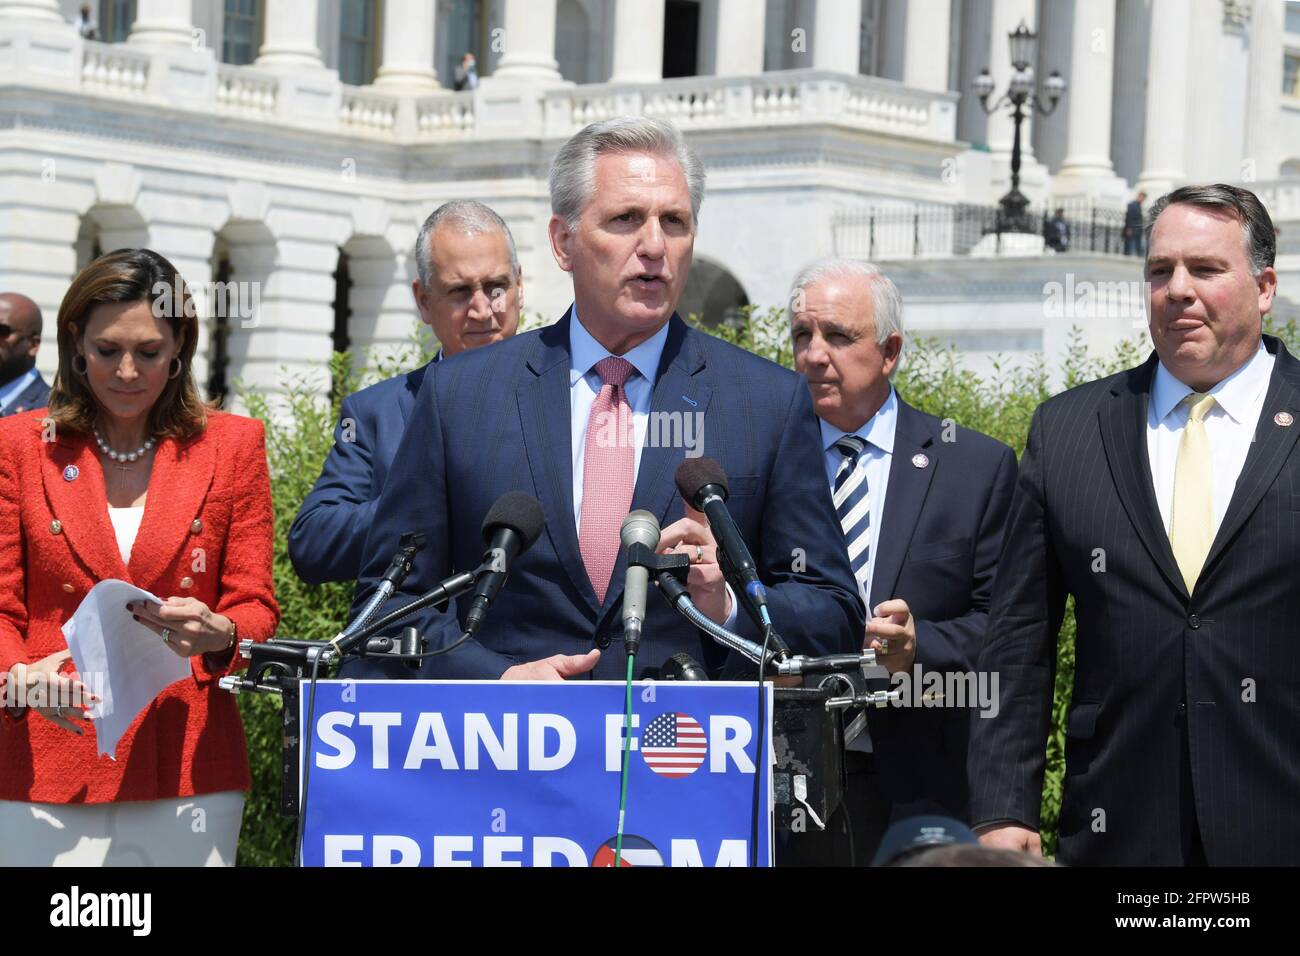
left=866, top=597, right=916, bottom=674
left=658, top=503, right=732, bottom=625
left=976, top=823, right=1042, bottom=856
left=501, top=649, right=601, bottom=681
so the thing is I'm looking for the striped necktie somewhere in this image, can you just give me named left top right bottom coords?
left=833, top=435, right=872, bottom=600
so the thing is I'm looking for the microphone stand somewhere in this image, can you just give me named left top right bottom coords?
left=626, top=542, right=785, bottom=671
left=218, top=563, right=480, bottom=831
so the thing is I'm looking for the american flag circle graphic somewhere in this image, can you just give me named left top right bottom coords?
left=639, top=711, right=707, bottom=778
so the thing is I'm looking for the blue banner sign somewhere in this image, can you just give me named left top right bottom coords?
left=298, top=680, right=774, bottom=867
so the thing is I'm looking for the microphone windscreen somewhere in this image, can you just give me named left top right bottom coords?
left=621, top=510, right=661, bottom=550
left=664, top=652, right=709, bottom=681
left=674, top=457, right=728, bottom=505
left=481, top=491, right=546, bottom=550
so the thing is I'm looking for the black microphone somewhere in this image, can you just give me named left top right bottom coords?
left=675, top=458, right=791, bottom=659
left=620, top=511, right=660, bottom=658
left=662, top=652, right=708, bottom=681
left=675, top=458, right=768, bottom=608
left=462, top=492, right=546, bottom=639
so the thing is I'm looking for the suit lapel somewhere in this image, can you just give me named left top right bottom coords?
left=1097, top=355, right=1188, bottom=599
left=1201, top=337, right=1300, bottom=579
left=516, top=312, right=599, bottom=614
left=868, top=399, right=936, bottom=609
left=41, top=429, right=125, bottom=583
left=601, top=316, right=712, bottom=618
left=126, top=430, right=216, bottom=587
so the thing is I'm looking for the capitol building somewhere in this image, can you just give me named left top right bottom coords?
left=2, top=0, right=1298, bottom=398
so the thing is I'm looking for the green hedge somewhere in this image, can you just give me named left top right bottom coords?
left=233, top=309, right=1299, bottom=865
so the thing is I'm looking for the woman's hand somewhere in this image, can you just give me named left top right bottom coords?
left=126, top=597, right=234, bottom=658
left=8, top=649, right=101, bottom=734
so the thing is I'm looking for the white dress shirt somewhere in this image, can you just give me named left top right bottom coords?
left=568, top=307, right=667, bottom=532
left=1147, top=340, right=1274, bottom=536
left=567, top=308, right=739, bottom=625
left=819, top=386, right=898, bottom=608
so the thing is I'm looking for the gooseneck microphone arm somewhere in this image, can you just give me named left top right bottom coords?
left=328, top=568, right=478, bottom=659
left=625, top=541, right=780, bottom=669
left=342, top=532, right=427, bottom=639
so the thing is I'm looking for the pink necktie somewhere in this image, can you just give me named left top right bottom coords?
left=579, top=356, right=636, bottom=604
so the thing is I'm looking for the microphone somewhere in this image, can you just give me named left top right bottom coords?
left=462, top=491, right=546, bottom=640
left=662, top=652, right=708, bottom=681
left=620, top=510, right=661, bottom=658
left=674, top=457, right=775, bottom=615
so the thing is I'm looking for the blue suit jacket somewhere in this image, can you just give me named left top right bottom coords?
left=342, top=312, right=864, bottom=681
left=863, top=397, right=1017, bottom=823
left=0, top=373, right=49, bottom=418
left=288, top=362, right=432, bottom=585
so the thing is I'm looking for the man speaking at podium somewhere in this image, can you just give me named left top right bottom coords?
left=343, top=117, right=863, bottom=681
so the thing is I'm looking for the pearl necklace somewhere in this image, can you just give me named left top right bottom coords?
left=93, top=427, right=156, bottom=463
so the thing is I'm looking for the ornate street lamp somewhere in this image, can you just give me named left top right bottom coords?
left=973, top=21, right=1067, bottom=234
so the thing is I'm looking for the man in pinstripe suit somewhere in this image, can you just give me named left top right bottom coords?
left=971, top=185, right=1299, bottom=865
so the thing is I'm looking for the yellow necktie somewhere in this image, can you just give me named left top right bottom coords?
left=1170, top=393, right=1216, bottom=592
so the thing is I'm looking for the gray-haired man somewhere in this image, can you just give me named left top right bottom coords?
left=289, top=199, right=522, bottom=585
left=783, top=258, right=1017, bottom=865
left=343, top=116, right=863, bottom=688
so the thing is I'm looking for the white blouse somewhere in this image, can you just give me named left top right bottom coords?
left=107, top=505, right=145, bottom=565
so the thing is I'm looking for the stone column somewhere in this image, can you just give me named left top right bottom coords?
left=880, top=0, right=950, bottom=91
left=256, top=0, right=325, bottom=70
left=346, top=247, right=417, bottom=366
left=230, top=225, right=337, bottom=399
left=0, top=159, right=82, bottom=380
left=1135, top=0, right=1190, bottom=196
left=610, top=0, right=665, bottom=83
left=812, top=0, right=861, bottom=74
left=494, top=0, right=562, bottom=83
left=1053, top=0, right=1124, bottom=195
left=374, top=0, right=438, bottom=89
left=138, top=196, right=223, bottom=394
left=128, top=0, right=195, bottom=47
left=712, top=0, right=766, bottom=76
left=1245, top=0, right=1283, bottom=183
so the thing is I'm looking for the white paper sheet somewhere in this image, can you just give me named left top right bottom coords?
left=61, top=579, right=193, bottom=760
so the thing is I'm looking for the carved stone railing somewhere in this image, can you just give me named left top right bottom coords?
left=340, top=87, right=400, bottom=134
left=414, top=92, right=475, bottom=137
left=81, top=40, right=149, bottom=96
left=544, top=70, right=958, bottom=141
left=215, top=64, right=278, bottom=116
left=54, top=37, right=962, bottom=146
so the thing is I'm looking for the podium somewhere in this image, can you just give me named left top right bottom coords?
left=293, top=679, right=779, bottom=867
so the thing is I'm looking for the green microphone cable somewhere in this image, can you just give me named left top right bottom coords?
left=614, top=652, right=635, bottom=867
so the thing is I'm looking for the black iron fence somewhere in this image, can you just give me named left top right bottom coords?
left=833, top=199, right=1134, bottom=260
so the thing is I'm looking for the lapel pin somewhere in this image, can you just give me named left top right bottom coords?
left=681, top=395, right=698, bottom=407
left=1274, top=411, right=1294, bottom=427
left=62, top=465, right=79, bottom=482
left=911, top=453, right=930, bottom=469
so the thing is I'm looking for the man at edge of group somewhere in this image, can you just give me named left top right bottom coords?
left=971, top=184, right=1300, bottom=865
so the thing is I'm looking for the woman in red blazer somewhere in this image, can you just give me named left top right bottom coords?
left=0, top=248, right=279, bottom=866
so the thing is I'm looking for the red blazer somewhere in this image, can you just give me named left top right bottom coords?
left=0, top=409, right=279, bottom=803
